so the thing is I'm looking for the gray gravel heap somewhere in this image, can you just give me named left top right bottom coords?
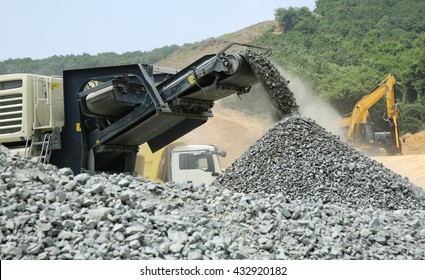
left=213, top=116, right=425, bottom=211
left=1, top=144, right=425, bottom=260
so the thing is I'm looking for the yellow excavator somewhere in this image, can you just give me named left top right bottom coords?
left=339, top=74, right=402, bottom=155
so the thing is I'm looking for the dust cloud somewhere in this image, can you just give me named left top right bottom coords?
left=235, top=67, right=344, bottom=137
left=278, top=68, right=344, bottom=137
left=184, top=68, right=345, bottom=168
left=245, top=84, right=282, bottom=123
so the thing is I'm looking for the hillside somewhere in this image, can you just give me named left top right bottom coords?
left=260, top=0, right=425, bottom=134
left=0, top=21, right=275, bottom=76
left=156, top=21, right=277, bottom=69
left=0, top=45, right=182, bottom=76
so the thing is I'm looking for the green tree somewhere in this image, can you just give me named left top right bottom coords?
left=259, top=0, right=425, bottom=133
left=275, top=7, right=318, bottom=34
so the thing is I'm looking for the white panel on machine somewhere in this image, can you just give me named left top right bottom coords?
left=0, top=73, right=65, bottom=143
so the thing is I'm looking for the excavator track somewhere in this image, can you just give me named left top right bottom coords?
left=240, top=50, right=299, bottom=118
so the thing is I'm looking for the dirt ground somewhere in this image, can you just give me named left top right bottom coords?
left=402, top=130, right=425, bottom=155
left=183, top=106, right=425, bottom=191
left=372, top=130, right=425, bottom=190
left=184, top=105, right=272, bottom=168
left=372, top=155, right=425, bottom=190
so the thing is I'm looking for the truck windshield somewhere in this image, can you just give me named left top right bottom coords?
left=179, top=152, right=215, bottom=172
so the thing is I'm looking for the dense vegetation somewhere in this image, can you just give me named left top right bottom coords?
left=0, top=45, right=180, bottom=76
left=261, top=0, right=425, bottom=133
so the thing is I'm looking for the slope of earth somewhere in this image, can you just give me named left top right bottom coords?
left=402, top=130, right=425, bottom=155
left=156, top=21, right=277, bottom=69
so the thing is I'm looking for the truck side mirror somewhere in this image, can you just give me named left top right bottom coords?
left=211, top=145, right=226, bottom=157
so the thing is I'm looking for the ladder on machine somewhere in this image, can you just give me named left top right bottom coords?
left=25, top=131, right=53, bottom=164
left=23, top=75, right=63, bottom=165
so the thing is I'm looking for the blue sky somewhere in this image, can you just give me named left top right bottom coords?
left=0, top=0, right=315, bottom=61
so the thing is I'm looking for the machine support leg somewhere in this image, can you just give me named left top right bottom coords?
left=138, top=65, right=170, bottom=112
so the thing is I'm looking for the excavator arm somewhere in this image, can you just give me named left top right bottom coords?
left=339, top=110, right=369, bottom=130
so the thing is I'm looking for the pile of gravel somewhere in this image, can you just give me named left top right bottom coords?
left=1, top=145, right=425, bottom=260
left=1, top=52, right=425, bottom=260
left=213, top=116, right=425, bottom=210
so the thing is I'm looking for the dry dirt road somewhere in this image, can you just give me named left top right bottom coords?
left=372, top=155, right=425, bottom=191
left=373, top=131, right=425, bottom=190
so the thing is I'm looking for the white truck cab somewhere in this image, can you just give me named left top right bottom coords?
left=170, top=145, right=225, bottom=185
left=137, top=141, right=226, bottom=185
